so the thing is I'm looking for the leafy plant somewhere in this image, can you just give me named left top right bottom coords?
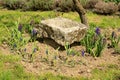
left=7, top=22, right=28, bottom=52
left=23, top=0, right=54, bottom=11
left=64, top=42, right=79, bottom=56
left=110, top=31, right=120, bottom=54
left=2, top=0, right=26, bottom=10
left=110, top=31, right=120, bottom=48
left=81, top=27, right=96, bottom=54
left=104, top=0, right=120, bottom=4
left=81, top=27, right=106, bottom=57
left=90, top=36, right=106, bottom=57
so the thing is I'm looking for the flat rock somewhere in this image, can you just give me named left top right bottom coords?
left=35, top=17, right=87, bottom=46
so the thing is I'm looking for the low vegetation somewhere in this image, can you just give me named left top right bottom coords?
left=0, top=6, right=120, bottom=80
left=0, top=0, right=120, bottom=14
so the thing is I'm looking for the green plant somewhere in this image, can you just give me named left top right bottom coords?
left=64, top=42, right=79, bottom=56
left=90, top=36, right=106, bottom=57
left=81, top=27, right=106, bottom=57
left=67, top=60, right=76, bottom=67
left=7, top=22, right=28, bottom=52
left=81, top=27, right=96, bottom=54
left=79, top=0, right=89, bottom=7
left=2, top=0, right=26, bottom=10
left=58, top=0, right=75, bottom=12
left=94, top=1, right=118, bottom=14
left=85, top=0, right=99, bottom=9
left=110, top=31, right=120, bottom=53
left=104, top=0, right=120, bottom=4
left=110, top=31, right=120, bottom=48
left=23, top=0, right=54, bottom=11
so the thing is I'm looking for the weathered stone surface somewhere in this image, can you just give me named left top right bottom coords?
left=35, top=17, right=87, bottom=46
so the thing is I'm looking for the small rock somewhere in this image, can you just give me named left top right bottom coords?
left=87, top=69, right=91, bottom=73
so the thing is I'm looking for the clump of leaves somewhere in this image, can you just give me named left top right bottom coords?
left=64, top=42, right=79, bottom=56
left=7, top=22, right=28, bottom=52
left=90, top=35, right=106, bottom=57
left=110, top=31, right=120, bottom=48
left=110, top=31, right=120, bottom=54
left=81, top=27, right=106, bottom=57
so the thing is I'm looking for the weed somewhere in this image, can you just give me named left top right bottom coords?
left=109, top=31, right=120, bottom=54
left=81, top=27, right=106, bottom=57
left=64, top=42, right=79, bottom=56
left=110, top=31, right=120, bottom=48
left=7, top=22, right=28, bottom=52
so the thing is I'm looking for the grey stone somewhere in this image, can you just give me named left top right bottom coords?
left=35, top=17, right=87, bottom=46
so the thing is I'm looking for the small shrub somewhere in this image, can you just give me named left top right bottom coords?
left=57, top=0, right=89, bottom=12
left=79, top=0, right=89, bottom=8
left=110, top=31, right=120, bottom=54
left=104, top=0, right=120, bottom=4
left=94, top=1, right=118, bottom=14
left=58, top=0, right=75, bottom=12
left=23, top=0, right=54, bottom=11
left=85, top=0, right=99, bottom=9
left=7, top=22, right=28, bottom=52
left=3, top=0, right=26, bottom=10
left=110, top=31, right=120, bottom=48
left=81, top=27, right=106, bottom=57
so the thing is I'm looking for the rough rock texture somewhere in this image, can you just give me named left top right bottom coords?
left=35, top=17, right=87, bottom=46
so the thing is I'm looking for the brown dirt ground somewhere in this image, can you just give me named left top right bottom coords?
left=0, top=28, right=120, bottom=77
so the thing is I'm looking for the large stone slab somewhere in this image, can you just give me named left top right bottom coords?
left=35, top=17, right=87, bottom=46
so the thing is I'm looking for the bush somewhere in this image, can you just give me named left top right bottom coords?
left=55, top=0, right=89, bottom=12
left=104, top=0, right=120, bottom=4
left=56, top=0, right=75, bottom=12
left=79, top=0, right=89, bottom=8
left=94, top=1, right=118, bottom=14
left=3, top=0, right=26, bottom=10
left=85, top=0, right=99, bottom=9
left=23, top=0, right=54, bottom=11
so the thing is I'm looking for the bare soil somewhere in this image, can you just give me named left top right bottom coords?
left=0, top=28, right=120, bottom=77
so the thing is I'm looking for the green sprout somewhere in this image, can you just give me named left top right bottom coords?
left=64, top=42, right=78, bottom=56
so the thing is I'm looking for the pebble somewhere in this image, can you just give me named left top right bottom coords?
left=87, top=69, right=91, bottom=73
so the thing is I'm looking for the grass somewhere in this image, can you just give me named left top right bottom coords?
left=0, top=10, right=120, bottom=80
left=0, top=53, right=83, bottom=80
left=0, top=10, right=119, bottom=45
left=0, top=53, right=119, bottom=80
left=91, top=65, right=120, bottom=80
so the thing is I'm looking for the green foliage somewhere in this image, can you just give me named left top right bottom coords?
left=58, top=0, right=75, bottom=12
left=2, top=0, right=54, bottom=11
left=7, top=22, right=28, bottom=51
left=3, top=0, right=26, bottom=10
left=91, top=65, right=120, bottom=80
left=56, top=0, right=89, bottom=12
left=104, top=0, right=120, bottom=3
left=110, top=31, right=120, bottom=54
left=94, top=1, right=118, bottom=14
left=81, top=27, right=106, bottom=57
left=110, top=31, right=120, bottom=48
left=90, top=35, right=106, bottom=57
left=23, top=0, right=54, bottom=11
left=64, top=43, right=79, bottom=56
left=81, top=27, right=96, bottom=54
left=79, top=0, right=90, bottom=8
